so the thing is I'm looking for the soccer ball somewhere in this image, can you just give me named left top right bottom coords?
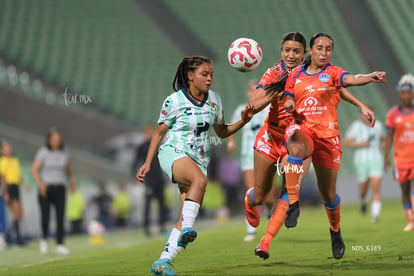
left=227, top=38, right=263, bottom=72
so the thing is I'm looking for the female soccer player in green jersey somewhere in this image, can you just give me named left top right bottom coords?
left=137, top=56, right=254, bottom=275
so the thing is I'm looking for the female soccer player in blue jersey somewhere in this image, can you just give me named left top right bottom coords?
left=137, top=56, right=254, bottom=275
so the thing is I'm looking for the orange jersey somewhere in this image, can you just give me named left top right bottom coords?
left=284, top=64, right=349, bottom=138
left=385, top=106, right=414, bottom=164
left=257, top=61, right=294, bottom=140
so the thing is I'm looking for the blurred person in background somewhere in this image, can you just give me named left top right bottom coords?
left=134, top=124, right=167, bottom=237
left=112, top=183, right=131, bottom=228
left=227, top=79, right=271, bottom=242
left=32, top=128, right=76, bottom=255
left=67, top=184, right=85, bottom=234
left=384, top=74, right=414, bottom=232
left=0, top=174, right=7, bottom=249
left=0, top=140, right=29, bottom=245
left=344, top=106, right=385, bottom=223
left=92, top=183, right=113, bottom=230
left=217, top=152, right=241, bottom=217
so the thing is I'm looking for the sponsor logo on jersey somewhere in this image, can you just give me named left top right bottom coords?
left=319, top=73, right=330, bottom=82
left=305, top=85, right=315, bottom=93
left=304, top=97, right=318, bottom=106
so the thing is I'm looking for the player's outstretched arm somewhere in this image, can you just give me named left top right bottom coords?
left=136, top=123, right=169, bottom=183
left=343, top=71, right=386, bottom=87
left=214, top=104, right=254, bottom=138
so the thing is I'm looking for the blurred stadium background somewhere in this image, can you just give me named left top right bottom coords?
left=0, top=0, right=413, bottom=239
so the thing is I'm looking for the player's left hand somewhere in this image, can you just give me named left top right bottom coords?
left=370, top=71, right=386, bottom=83
left=360, top=104, right=376, bottom=127
left=241, top=104, right=255, bottom=123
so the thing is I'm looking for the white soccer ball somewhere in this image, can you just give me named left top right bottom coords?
left=88, top=220, right=105, bottom=236
left=227, top=38, right=263, bottom=72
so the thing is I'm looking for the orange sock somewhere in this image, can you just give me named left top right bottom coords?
left=285, top=156, right=304, bottom=204
left=324, top=195, right=341, bottom=232
left=263, top=198, right=289, bottom=244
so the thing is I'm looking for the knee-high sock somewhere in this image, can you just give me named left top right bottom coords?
left=324, top=195, right=341, bottom=232
left=285, top=156, right=304, bottom=204
left=160, top=228, right=183, bottom=260
left=371, top=201, right=381, bottom=219
left=262, top=192, right=289, bottom=244
left=182, top=199, right=200, bottom=229
left=403, top=203, right=414, bottom=223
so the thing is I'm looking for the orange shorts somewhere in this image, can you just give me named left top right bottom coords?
left=285, top=124, right=342, bottom=171
left=393, top=161, right=414, bottom=183
left=254, top=125, right=287, bottom=164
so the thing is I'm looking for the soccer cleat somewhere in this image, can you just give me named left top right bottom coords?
left=245, top=188, right=260, bottom=227
left=243, top=233, right=256, bottom=242
left=371, top=216, right=379, bottom=224
left=255, top=239, right=270, bottom=260
left=177, top=227, right=197, bottom=249
left=403, top=222, right=414, bottom=232
left=285, top=201, right=300, bottom=228
left=150, top=258, right=176, bottom=275
left=330, top=228, right=345, bottom=259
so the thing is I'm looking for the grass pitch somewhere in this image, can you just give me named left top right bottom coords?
left=1, top=200, right=413, bottom=275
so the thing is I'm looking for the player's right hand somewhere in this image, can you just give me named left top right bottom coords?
left=136, top=164, right=150, bottom=183
left=284, top=98, right=295, bottom=113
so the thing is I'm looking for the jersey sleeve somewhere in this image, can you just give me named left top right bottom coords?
left=157, top=94, right=178, bottom=128
left=344, top=121, right=359, bottom=140
left=257, top=67, right=278, bottom=89
left=34, top=147, right=46, bottom=162
left=332, top=66, right=350, bottom=88
left=385, top=108, right=395, bottom=130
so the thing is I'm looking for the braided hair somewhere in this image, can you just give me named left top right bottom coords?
left=172, top=56, right=211, bottom=92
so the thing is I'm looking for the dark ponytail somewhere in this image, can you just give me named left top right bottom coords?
left=264, top=70, right=289, bottom=97
left=172, top=56, right=211, bottom=91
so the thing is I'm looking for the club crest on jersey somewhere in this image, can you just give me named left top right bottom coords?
left=319, top=73, right=330, bottom=82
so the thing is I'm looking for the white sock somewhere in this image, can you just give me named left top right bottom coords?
left=160, top=228, right=183, bottom=260
left=245, top=218, right=256, bottom=235
left=371, top=200, right=381, bottom=218
left=181, top=200, right=200, bottom=229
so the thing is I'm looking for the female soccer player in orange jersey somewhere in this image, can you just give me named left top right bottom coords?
left=384, top=74, right=414, bottom=232
left=271, top=33, right=386, bottom=259
left=244, top=33, right=311, bottom=252
left=245, top=32, right=377, bottom=260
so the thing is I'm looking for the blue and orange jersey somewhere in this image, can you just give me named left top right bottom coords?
left=284, top=63, right=350, bottom=138
left=385, top=105, right=414, bottom=164
left=257, top=61, right=294, bottom=140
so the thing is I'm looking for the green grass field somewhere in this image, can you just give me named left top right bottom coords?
left=1, top=200, right=413, bottom=275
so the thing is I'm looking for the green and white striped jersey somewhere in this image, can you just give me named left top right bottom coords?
left=345, top=119, right=385, bottom=163
left=158, top=88, right=224, bottom=168
left=231, top=103, right=268, bottom=158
